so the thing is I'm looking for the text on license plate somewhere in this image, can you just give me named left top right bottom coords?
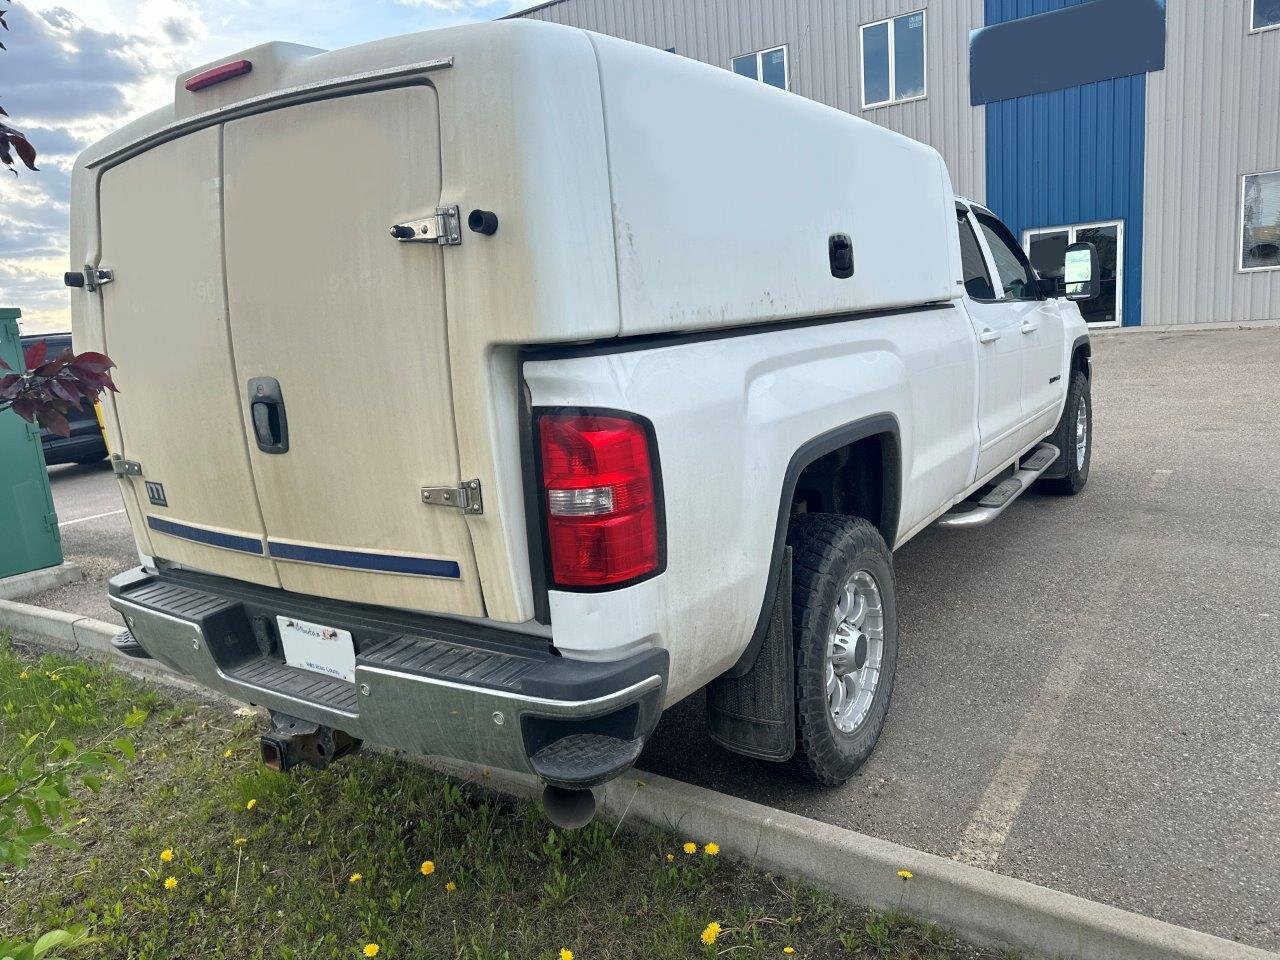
left=278, top=616, right=356, bottom=684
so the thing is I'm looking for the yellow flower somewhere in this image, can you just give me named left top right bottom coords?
left=445, top=881, right=457, bottom=893
left=223, top=749, right=233, bottom=759
left=666, top=853, right=675, bottom=862
left=703, top=842, right=720, bottom=856
left=348, top=873, right=363, bottom=884
left=160, top=848, right=174, bottom=863
left=897, top=869, right=913, bottom=880
left=362, top=945, right=380, bottom=958
left=560, top=950, right=574, bottom=960
left=76, top=817, right=90, bottom=825
left=682, top=841, right=697, bottom=855
left=164, top=876, right=178, bottom=891
left=700, top=922, right=722, bottom=946
left=18, top=672, right=28, bottom=681
left=783, top=948, right=795, bottom=955
left=419, top=860, right=435, bottom=876
left=245, top=799, right=257, bottom=811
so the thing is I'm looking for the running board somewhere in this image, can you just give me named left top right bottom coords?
left=936, top=443, right=1060, bottom=530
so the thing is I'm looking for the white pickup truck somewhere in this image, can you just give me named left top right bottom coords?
left=70, top=20, right=1095, bottom=826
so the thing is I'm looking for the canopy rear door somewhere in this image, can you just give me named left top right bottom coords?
left=99, top=127, right=280, bottom=587
left=222, top=85, right=484, bottom=616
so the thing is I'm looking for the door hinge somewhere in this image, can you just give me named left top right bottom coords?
left=44, top=512, right=59, bottom=532
left=421, top=479, right=483, bottom=514
left=111, top=454, right=143, bottom=477
left=390, top=205, right=462, bottom=246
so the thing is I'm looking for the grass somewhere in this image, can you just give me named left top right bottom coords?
left=0, top=636, right=1014, bottom=960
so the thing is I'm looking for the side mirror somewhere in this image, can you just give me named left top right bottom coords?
left=1063, top=241, right=1101, bottom=301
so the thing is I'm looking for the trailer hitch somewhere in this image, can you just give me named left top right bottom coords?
left=259, top=711, right=361, bottom=773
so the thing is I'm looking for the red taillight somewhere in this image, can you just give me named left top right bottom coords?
left=538, top=412, right=661, bottom=588
left=184, top=59, right=253, bottom=92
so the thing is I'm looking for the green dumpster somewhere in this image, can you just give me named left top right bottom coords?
left=0, top=307, right=64, bottom=579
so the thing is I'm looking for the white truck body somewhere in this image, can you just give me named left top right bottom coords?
left=71, top=20, right=1092, bottom=812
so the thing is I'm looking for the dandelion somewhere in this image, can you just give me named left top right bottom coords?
left=783, top=948, right=795, bottom=955
left=682, top=841, right=697, bottom=855
left=703, top=842, right=720, bottom=856
left=245, top=799, right=257, bottom=811
left=160, top=848, right=174, bottom=863
left=349, top=873, right=363, bottom=884
left=666, top=853, right=675, bottom=862
left=897, top=869, right=913, bottom=880
left=164, top=876, right=178, bottom=891
left=419, top=860, right=435, bottom=876
left=700, top=921, right=722, bottom=946
left=76, top=817, right=90, bottom=825
left=224, top=749, right=233, bottom=759
left=18, top=672, right=28, bottom=681
left=234, top=837, right=247, bottom=847
left=560, top=950, right=574, bottom=960
left=362, top=945, right=380, bottom=958
left=445, top=881, right=457, bottom=893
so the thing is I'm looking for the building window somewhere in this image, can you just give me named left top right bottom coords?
left=1253, top=0, right=1280, bottom=32
left=1241, top=170, right=1280, bottom=271
left=860, top=10, right=926, bottom=108
left=731, top=45, right=789, bottom=90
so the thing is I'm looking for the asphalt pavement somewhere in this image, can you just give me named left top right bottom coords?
left=19, top=326, right=1280, bottom=951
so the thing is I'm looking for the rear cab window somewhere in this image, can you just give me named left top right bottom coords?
left=956, top=210, right=996, bottom=300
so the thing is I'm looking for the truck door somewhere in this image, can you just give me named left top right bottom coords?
left=220, top=85, right=485, bottom=617
left=99, top=127, right=282, bottom=588
left=955, top=208, right=1027, bottom=480
left=969, top=208, right=1064, bottom=442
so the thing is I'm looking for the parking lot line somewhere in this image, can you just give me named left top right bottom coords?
left=58, top=508, right=126, bottom=527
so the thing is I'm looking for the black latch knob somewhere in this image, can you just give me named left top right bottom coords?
left=64, top=271, right=86, bottom=288
left=389, top=224, right=417, bottom=240
left=468, top=209, right=499, bottom=236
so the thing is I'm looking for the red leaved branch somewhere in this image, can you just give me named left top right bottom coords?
left=0, top=344, right=118, bottom=438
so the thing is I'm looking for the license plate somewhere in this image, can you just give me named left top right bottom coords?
left=277, top=616, right=356, bottom=683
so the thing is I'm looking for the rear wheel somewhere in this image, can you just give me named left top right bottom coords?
left=1038, top=370, right=1091, bottom=495
left=787, top=514, right=898, bottom=786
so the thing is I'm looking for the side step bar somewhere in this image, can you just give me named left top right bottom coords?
left=936, top=443, right=1059, bottom=530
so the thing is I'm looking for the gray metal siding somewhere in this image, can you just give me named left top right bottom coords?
left=518, top=0, right=986, bottom=201
left=1142, top=2, right=1280, bottom=324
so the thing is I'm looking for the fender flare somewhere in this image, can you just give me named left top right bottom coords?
left=722, top=413, right=901, bottom=678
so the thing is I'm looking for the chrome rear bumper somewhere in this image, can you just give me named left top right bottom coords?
left=108, top=567, right=665, bottom=785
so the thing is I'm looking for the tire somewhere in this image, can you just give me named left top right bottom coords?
left=75, top=452, right=108, bottom=465
left=787, top=513, right=899, bottom=786
left=1038, top=370, right=1092, bottom=496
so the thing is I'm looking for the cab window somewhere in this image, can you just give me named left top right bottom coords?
left=974, top=210, right=1038, bottom=300
left=956, top=210, right=996, bottom=300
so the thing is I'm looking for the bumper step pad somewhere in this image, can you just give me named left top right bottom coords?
left=111, top=629, right=154, bottom=660
left=529, top=733, right=645, bottom=789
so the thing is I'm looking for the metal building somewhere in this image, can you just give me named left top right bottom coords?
left=514, top=0, right=1280, bottom=328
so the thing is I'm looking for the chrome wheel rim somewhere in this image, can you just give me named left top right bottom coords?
left=1075, top=396, right=1089, bottom=470
left=825, top=570, right=885, bottom=734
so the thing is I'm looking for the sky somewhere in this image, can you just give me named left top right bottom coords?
left=0, top=0, right=529, bottom=333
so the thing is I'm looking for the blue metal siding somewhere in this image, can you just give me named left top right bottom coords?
left=983, top=0, right=1147, bottom=326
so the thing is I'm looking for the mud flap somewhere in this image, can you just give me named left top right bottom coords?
left=705, top=548, right=796, bottom=762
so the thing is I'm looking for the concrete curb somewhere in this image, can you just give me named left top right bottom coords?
left=1093, top=318, right=1280, bottom=335
left=3, top=601, right=1276, bottom=960
left=0, top=562, right=84, bottom=602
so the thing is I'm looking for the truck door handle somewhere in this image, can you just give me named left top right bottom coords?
left=978, top=328, right=1001, bottom=344
left=247, top=377, right=289, bottom=454
left=1020, top=321, right=1039, bottom=334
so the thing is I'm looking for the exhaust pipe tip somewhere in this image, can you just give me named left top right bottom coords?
left=541, top=784, right=598, bottom=830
